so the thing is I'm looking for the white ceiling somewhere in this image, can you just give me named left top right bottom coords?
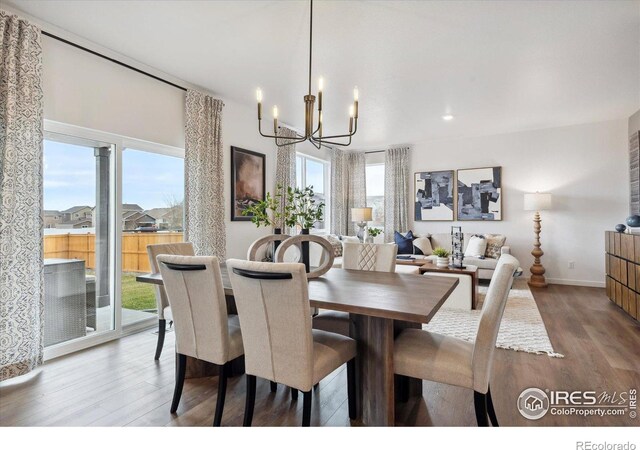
left=7, top=0, right=640, bottom=148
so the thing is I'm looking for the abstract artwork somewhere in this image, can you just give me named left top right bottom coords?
left=231, top=146, right=265, bottom=221
left=414, top=170, right=455, bottom=221
left=457, top=166, right=502, bottom=221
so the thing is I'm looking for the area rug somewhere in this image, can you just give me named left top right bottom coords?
left=423, top=279, right=564, bottom=358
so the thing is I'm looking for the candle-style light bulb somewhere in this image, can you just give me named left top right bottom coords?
left=273, top=105, right=279, bottom=119
left=318, top=77, right=324, bottom=92
left=349, top=105, right=354, bottom=118
left=256, top=88, right=263, bottom=103
left=353, top=86, right=359, bottom=101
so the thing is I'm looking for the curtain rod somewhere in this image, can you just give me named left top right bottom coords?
left=41, top=31, right=188, bottom=92
left=365, top=150, right=385, bottom=154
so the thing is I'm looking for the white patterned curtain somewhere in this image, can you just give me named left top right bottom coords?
left=384, top=146, right=410, bottom=241
left=274, top=127, right=297, bottom=231
left=330, top=149, right=366, bottom=236
left=0, top=11, right=44, bottom=381
left=184, top=90, right=226, bottom=258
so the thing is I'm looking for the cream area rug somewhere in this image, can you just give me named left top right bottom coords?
left=424, top=279, right=564, bottom=358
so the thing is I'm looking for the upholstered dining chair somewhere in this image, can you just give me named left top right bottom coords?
left=312, top=242, right=398, bottom=337
left=227, top=259, right=357, bottom=427
left=147, top=242, right=194, bottom=360
left=393, top=253, right=519, bottom=426
left=157, top=254, right=244, bottom=427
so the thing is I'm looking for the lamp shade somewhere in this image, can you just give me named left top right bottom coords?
left=351, top=207, right=373, bottom=222
left=524, top=192, right=552, bottom=211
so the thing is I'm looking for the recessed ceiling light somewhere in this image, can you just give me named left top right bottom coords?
left=442, top=114, right=454, bottom=121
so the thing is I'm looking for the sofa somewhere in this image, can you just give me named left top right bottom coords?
left=324, top=232, right=510, bottom=281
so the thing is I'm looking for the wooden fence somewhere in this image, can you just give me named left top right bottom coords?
left=44, top=232, right=184, bottom=273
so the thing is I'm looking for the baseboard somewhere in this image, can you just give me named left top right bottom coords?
left=545, top=278, right=605, bottom=288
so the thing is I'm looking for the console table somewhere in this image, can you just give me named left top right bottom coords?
left=605, top=231, right=639, bottom=321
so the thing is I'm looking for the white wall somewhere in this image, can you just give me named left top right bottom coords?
left=42, top=37, right=185, bottom=149
left=408, top=119, right=628, bottom=287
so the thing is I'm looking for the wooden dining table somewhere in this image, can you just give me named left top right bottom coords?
left=136, top=265, right=458, bottom=426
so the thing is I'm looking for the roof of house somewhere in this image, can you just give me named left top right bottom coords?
left=145, top=208, right=170, bottom=219
left=44, top=210, right=61, bottom=215
left=122, top=203, right=143, bottom=211
left=60, top=218, right=93, bottom=226
left=62, top=205, right=92, bottom=214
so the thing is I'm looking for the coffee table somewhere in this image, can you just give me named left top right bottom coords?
left=419, top=262, right=479, bottom=309
left=395, top=257, right=430, bottom=266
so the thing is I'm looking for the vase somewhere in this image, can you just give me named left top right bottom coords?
left=626, top=215, right=640, bottom=228
left=300, top=228, right=310, bottom=272
left=436, top=256, right=449, bottom=268
left=615, top=224, right=626, bottom=233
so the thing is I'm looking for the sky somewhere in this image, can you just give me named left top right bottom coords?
left=43, top=140, right=184, bottom=211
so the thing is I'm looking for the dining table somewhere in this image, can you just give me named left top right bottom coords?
left=136, top=264, right=458, bottom=426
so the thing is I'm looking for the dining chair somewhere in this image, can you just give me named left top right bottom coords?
left=312, top=242, right=398, bottom=337
left=147, top=242, right=194, bottom=360
left=157, top=254, right=244, bottom=426
left=393, top=253, right=519, bottom=426
left=227, top=259, right=357, bottom=427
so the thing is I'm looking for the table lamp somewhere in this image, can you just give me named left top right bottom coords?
left=351, top=207, right=372, bottom=242
left=524, top=192, right=552, bottom=288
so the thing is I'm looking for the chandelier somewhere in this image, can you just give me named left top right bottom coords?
left=255, top=0, right=359, bottom=149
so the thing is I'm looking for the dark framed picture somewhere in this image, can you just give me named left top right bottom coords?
left=457, top=166, right=502, bottom=221
left=231, top=146, right=266, bottom=221
left=414, top=170, right=455, bottom=221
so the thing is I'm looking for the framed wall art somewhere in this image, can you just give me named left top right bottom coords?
left=231, top=146, right=266, bottom=221
left=414, top=170, right=455, bottom=221
left=457, top=166, right=502, bottom=221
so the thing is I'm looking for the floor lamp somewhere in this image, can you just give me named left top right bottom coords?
left=524, top=192, right=552, bottom=288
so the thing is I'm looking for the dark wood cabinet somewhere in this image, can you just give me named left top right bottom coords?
left=605, top=231, right=639, bottom=321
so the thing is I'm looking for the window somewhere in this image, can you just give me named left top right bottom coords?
left=366, top=163, right=385, bottom=228
left=295, top=154, right=330, bottom=232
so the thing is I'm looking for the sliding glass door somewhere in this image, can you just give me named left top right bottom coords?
left=43, top=133, right=116, bottom=350
left=120, top=148, right=184, bottom=328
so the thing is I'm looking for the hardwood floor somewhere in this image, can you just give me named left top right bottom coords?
left=1, top=284, right=638, bottom=426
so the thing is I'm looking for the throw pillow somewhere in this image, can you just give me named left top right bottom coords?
left=484, top=234, right=506, bottom=259
left=412, top=236, right=433, bottom=256
left=324, top=235, right=343, bottom=257
left=464, top=235, right=488, bottom=257
left=394, top=230, right=423, bottom=255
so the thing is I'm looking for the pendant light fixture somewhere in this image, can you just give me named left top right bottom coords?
left=255, top=0, right=359, bottom=148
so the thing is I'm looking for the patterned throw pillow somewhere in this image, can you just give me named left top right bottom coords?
left=484, top=234, right=506, bottom=259
left=324, top=234, right=343, bottom=257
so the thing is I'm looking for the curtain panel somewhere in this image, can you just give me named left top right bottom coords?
left=274, top=127, right=297, bottom=232
left=330, top=149, right=366, bottom=236
left=0, top=11, right=45, bottom=381
left=184, top=90, right=226, bottom=258
left=384, top=146, right=411, bottom=241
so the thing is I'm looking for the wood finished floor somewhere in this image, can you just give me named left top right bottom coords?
left=1, top=284, right=638, bottom=427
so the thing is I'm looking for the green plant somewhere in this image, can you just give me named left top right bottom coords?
left=432, top=247, right=450, bottom=258
left=366, top=227, right=382, bottom=238
left=284, top=185, right=325, bottom=230
left=241, top=188, right=282, bottom=228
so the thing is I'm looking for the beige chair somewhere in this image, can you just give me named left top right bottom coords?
left=227, top=259, right=357, bottom=427
left=147, top=242, right=194, bottom=360
left=313, top=242, right=398, bottom=336
left=393, top=253, right=519, bottom=426
left=157, top=254, right=244, bottom=426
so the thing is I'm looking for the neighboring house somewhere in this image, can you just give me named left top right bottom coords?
left=146, top=205, right=183, bottom=230
left=122, top=210, right=156, bottom=230
left=54, top=218, right=93, bottom=229
left=61, top=205, right=93, bottom=223
left=44, top=210, right=62, bottom=229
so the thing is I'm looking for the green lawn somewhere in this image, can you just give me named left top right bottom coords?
left=122, top=273, right=157, bottom=311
